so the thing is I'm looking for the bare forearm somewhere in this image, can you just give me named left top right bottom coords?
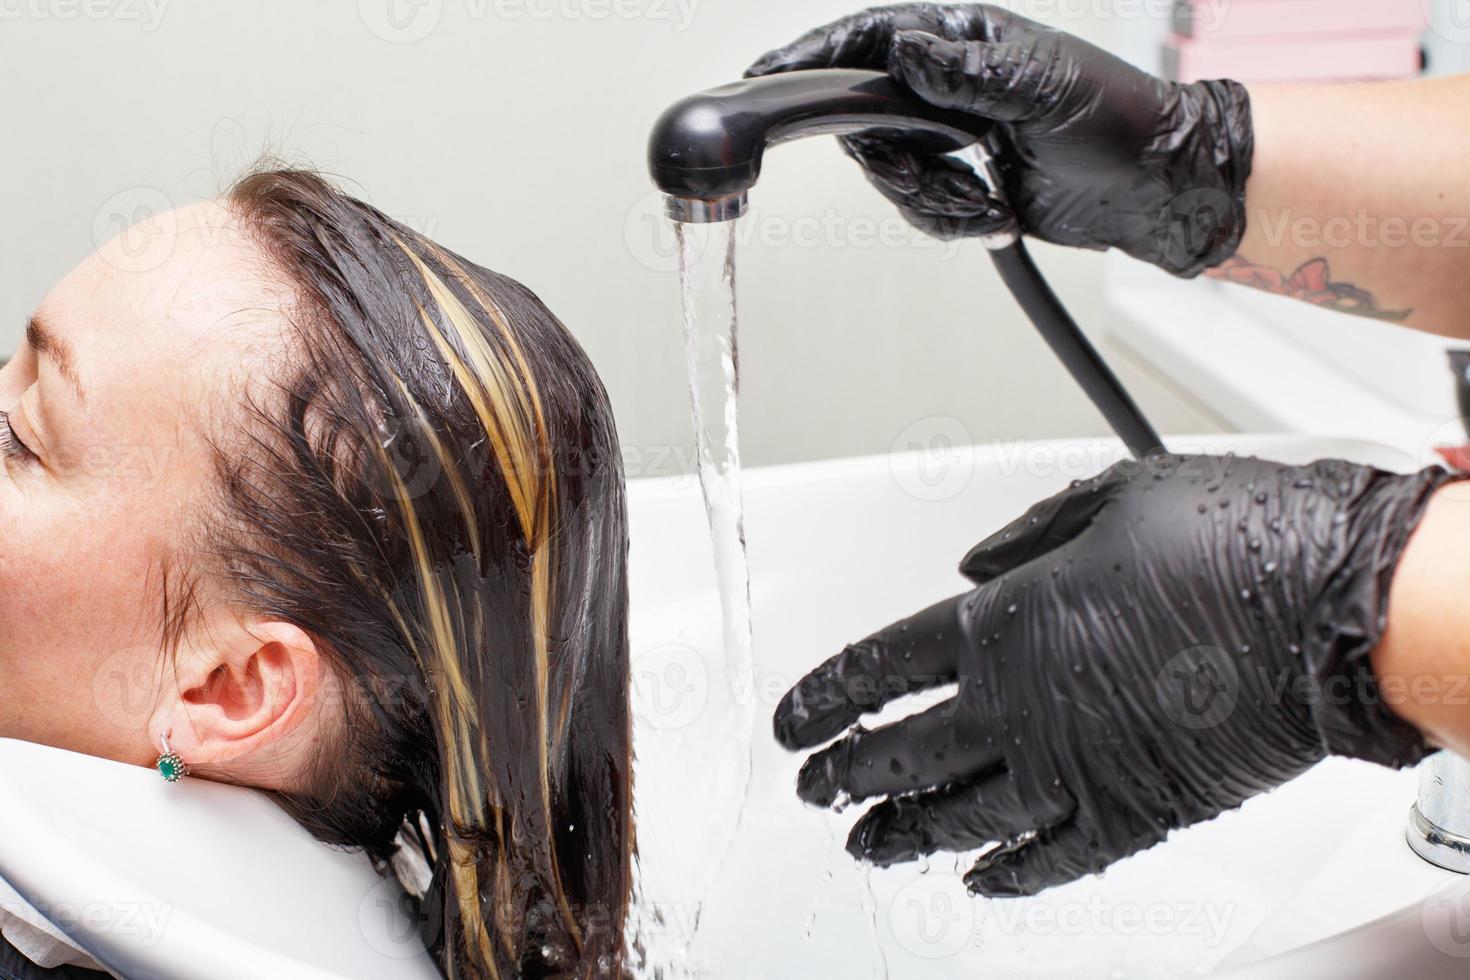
left=1373, top=485, right=1470, bottom=757
left=1211, top=76, right=1470, bottom=339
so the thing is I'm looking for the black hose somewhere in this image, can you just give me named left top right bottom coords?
left=990, top=240, right=1163, bottom=459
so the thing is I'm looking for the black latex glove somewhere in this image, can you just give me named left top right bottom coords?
left=776, top=454, right=1460, bottom=897
left=746, top=3, right=1254, bottom=277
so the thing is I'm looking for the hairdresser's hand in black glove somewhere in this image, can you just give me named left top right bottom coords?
left=746, top=3, right=1254, bottom=276
left=777, top=453, right=1459, bottom=896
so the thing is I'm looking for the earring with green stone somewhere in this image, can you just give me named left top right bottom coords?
left=156, top=730, right=188, bottom=783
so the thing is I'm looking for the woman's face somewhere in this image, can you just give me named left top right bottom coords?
left=0, top=201, right=325, bottom=778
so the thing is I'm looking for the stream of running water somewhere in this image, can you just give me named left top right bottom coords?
left=625, top=218, right=756, bottom=978
left=628, top=214, right=886, bottom=979
left=674, top=219, right=756, bottom=844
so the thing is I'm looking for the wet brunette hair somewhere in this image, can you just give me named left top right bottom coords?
left=191, top=167, right=631, bottom=977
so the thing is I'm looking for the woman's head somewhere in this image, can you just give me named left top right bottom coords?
left=0, top=168, right=632, bottom=977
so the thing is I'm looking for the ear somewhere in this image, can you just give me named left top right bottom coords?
left=151, top=617, right=325, bottom=774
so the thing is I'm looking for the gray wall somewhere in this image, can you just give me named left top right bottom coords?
left=0, top=0, right=1224, bottom=477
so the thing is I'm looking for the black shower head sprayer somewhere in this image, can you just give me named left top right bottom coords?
left=647, top=68, right=992, bottom=222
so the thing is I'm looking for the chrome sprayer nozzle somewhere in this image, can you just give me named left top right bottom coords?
left=664, top=193, right=748, bottom=224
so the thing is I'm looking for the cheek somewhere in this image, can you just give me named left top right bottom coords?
left=0, top=488, right=159, bottom=663
left=0, top=495, right=170, bottom=749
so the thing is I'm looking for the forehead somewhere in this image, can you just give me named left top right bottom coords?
left=37, top=200, right=291, bottom=430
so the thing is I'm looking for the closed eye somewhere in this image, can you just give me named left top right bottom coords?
left=0, top=409, right=38, bottom=466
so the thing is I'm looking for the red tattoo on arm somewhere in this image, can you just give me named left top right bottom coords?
left=1206, top=256, right=1412, bottom=322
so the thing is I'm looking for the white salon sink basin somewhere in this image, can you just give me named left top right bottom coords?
left=0, top=739, right=438, bottom=978
left=627, top=433, right=1469, bottom=979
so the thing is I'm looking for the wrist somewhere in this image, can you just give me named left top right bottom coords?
left=1372, top=479, right=1470, bottom=759
left=1308, top=467, right=1465, bottom=767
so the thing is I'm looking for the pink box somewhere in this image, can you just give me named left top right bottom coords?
left=1165, top=32, right=1425, bottom=84
left=1173, top=0, right=1427, bottom=40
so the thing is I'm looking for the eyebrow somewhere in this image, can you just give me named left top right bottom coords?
left=26, top=312, right=86, bottom=404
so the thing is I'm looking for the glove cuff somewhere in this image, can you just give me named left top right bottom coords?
left=1154, top=78, right=1255, bottom=278
left=1306, top=466, right=1466, bottom=768
left=1204, top=78, right=1254, bottom=270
